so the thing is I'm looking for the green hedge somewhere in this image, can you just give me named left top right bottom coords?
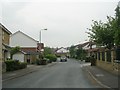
left=36, top=58, right=48, bottom=65
left=36, top=59, right=41, bottom=65
left=45, top=54, right=57, bottom=62
left=5, top=60, right=27, bottom=71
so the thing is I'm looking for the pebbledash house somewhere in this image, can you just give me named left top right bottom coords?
left=10, top=31, right=42, bottom=64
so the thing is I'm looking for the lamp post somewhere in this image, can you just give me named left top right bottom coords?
left=38, top=28, right=47, bottom=64
left=39, top=28, right=47, bottom=43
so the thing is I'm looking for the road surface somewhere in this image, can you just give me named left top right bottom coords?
left=3, top=59, right=101, bottom=88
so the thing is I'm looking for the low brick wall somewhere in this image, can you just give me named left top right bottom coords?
left=90, top=47, right=120, bottom=76
left=96, top=61, right=120, bottom=75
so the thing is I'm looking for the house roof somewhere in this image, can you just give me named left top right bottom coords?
left=11, top=31, right=39, bottom=43
left=14, top=50, right=27, bottom=55
left=55, top=47, right=69, bottom=53
left=2, top=43, right=11, bottom=48
left=2, top=43, right=11, bottom=51
left=24, top=51, right=39, bottom=55
left=0, top=23, right=12, bottom=35
left=75, top=41, right=90, bottom=48
left=87, top=48, right=99, bottom=52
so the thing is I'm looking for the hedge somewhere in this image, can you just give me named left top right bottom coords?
left=36, top=58, right=48, bottom=65
left=5, top=60, right=27, bottom=71
left=45, top=54, right=57, bottom=62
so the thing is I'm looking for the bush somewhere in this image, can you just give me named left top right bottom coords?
left=19, top=62, right=27, bottom=69
left=85, top=56, right=91, bottom=62
left=36, top=58, right=48, bottom=65
left=45, top=54, right=57, bottom=62
left=31, top=60, right=36, bottom=64
left=36, top=59, right=41, bottom=65
left=44, top=58, right=51, bottom=63
left=5, top=60, right=27, bottom=71
left=41, top=58, right=47, bottom=65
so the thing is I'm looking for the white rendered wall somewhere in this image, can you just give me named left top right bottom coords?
left=10, top=31, right=38, bottom=47
left=13, top=53, right=24, bottom=62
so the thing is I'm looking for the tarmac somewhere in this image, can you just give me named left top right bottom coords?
left=2, top=62, right=57, bottom=82
left=2, top=60, right=120, bottom=90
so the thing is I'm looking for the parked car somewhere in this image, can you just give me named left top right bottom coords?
left=60, top=56, right=67, bottom=62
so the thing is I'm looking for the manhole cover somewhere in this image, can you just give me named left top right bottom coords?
left=96, top=74, right=104, bottom=77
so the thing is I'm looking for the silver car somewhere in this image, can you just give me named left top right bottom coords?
left=60, top=56, right=67, bottom=62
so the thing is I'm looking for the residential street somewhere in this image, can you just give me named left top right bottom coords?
left=3, top=59, right=101, bottom=88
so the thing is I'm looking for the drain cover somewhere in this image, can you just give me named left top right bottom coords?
left=96, top=74, right=104, bottom=77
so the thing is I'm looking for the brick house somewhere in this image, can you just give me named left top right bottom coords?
left=0, top=23, right=12, bottom=61
left=10, top=31, right=39, bottom=64
left=0, top=23, right=12, bottom=72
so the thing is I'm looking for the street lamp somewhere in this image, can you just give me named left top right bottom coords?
left=39, top=28, right=47, bottom=43
left=38, top=28, right=47, bottom=61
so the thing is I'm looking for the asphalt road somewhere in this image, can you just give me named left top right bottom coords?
left=3, top=59, right=101, bottom=88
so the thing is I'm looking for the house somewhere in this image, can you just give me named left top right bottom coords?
left=12, top=51, right=27, bottom=62
left=55, top=47, right=70, bottom=57
left=0, top=23, right=12, bottom=72
left=10, top=31, right=39, bottom=64
left=0, top=26, right=2, bottom=62
left=0, top=23, right=12, bottom=61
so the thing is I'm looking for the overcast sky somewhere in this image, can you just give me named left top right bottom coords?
left=1, top=0, right=119, bottom=48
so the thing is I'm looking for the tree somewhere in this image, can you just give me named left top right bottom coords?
left=87, top=4, right=120, bottom=49
left=44, top=47, right=53, bottom=56
left=10, top=46, right=20, bottom=59
left=87, top=19, right=114, bottom=49
left=69, top=45, right=76, bottom=58
left=76, top=48, right=87, bottom=60
left=114, top=5, right=120, bottom=46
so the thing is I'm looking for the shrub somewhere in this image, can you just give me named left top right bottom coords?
left=41, top=58, right=47, bottom=65
left=5, top=60, right=27, bottom=71
left=46, top=58, right=52, bottom=63
left=36, top=59, right=41, bottom=65
left=85, top=56, right=91, bottom=62
left=31, top=60, right=36, bottom=64
left=19, top=62, right=27, bottom=69
left=45, top=54, right=57, bottom=62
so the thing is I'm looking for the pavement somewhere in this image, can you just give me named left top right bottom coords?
left=81, top=62, right=119, bottom=89
left=2, top=62, right=57, bottom=82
